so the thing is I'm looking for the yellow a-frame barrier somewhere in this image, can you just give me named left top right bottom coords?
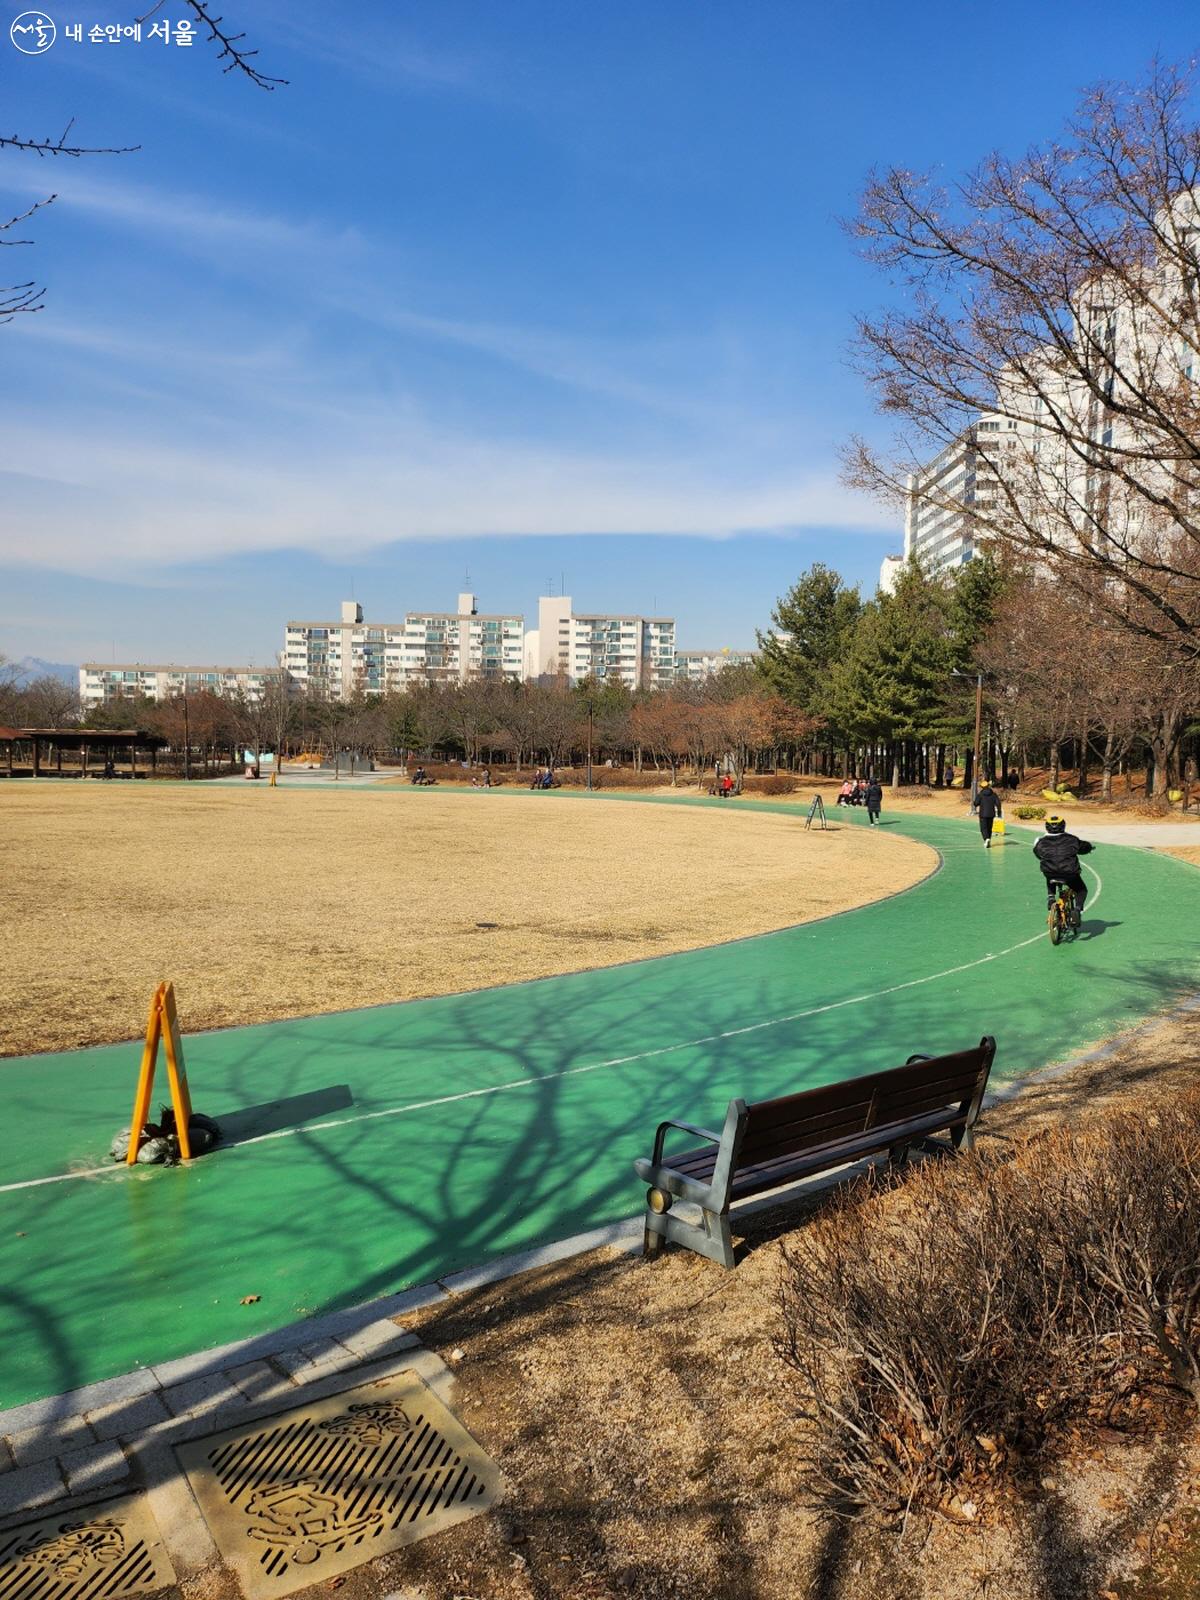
left=127, top=982, right=194, bottom=1163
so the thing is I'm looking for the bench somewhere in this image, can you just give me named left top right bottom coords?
left=633, top=1037, right=996, bottom=1267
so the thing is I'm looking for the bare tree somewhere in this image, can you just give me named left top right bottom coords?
left=844, top=60, right=1200, bottom=654
left=19, top=674, right=81, bottom=728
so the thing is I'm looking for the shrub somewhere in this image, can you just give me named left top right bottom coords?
left=742, top=774, right=797, bottom=796
left=1014, top=805, right=1046, bottom=820
left=556, top=767, right=673, bottom=790
left=775, top=1089, right=1200, bottom=1518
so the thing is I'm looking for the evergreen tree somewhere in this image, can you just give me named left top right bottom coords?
left=832, top=560, right=958, bottom=783
left=757, top=563, right=862, bottom=719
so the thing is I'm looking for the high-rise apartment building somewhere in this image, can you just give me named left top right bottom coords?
left=904, top=193, right=1200, bottom=579
left=523, top=596, right=676, bottom=689
left=283, top=595, right=524, bottom=699
left=79, top=663, right=284, bottom=708
left=675, top=648, right=758, bottom=682
left=878, top=555, right=904, bottom=595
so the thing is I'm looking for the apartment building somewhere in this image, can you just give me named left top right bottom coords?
left=79, top=663, right=284, bottom=708
left=675, top=648, right=758, bottom=682
left=283, top=595, right=524, bottom=699
left=878, top=555, right=905, bottom=595
left=905, top=193, right=1200, bottom=577
left=523, top=596, right=676, bottom=690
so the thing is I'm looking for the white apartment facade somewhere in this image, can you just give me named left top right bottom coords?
left=675, top=648, right=757, bottom=682
left=905, top=192, right=1200, bottom=578
left=284, top=595, right=524, bottom=700
left=79, top=663, right=284, bottom=708
left=523, top=596, right=676, bottom=690
left=878, top=555, right=905, bottom=595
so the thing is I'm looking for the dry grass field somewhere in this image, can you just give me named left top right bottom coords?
left=0, top=783, right=933, bottom=1057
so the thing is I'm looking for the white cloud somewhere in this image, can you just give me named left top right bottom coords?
left=0, top=411, right=892, bottom=577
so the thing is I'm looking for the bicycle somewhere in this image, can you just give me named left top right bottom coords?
left=1046, top=879, right=1081, bottom=945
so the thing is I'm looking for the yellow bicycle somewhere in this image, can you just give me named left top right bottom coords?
left=1047, top=880, right=1080, bottom=945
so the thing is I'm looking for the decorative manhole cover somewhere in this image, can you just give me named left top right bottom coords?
left=0, top=1493, right=175, bottom=1600
left=176, top=1370, right=501, bottom=1599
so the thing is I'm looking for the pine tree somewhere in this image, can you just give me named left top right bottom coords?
left=757, top=564, right=862, bottom=716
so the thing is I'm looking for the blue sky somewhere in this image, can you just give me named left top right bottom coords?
left=2, top=0, right=1196, bottom=665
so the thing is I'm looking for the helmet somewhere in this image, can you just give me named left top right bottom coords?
left=1045, top=814, right=1066, bottom=834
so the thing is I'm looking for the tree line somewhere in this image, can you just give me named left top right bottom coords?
left=5, top=556, right=1197, bottom=795
left=758, top=555, right=1200, bottom=797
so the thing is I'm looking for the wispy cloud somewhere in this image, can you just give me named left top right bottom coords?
left=264, top=3, right=485, bottom=92
left=0, top=406, right=891, bottom=577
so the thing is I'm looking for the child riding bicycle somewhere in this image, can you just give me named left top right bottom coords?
left=1032, top=815, right=1095, bottom=927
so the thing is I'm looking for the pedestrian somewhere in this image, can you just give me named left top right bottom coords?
left=975, top=779, right=1002, bottom=847
left=865, top=777, right=883, bottom=825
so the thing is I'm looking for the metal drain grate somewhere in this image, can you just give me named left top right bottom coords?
left=176, top=1370, right=501, bottom=1599
left=0, top=1494, right=175, bottom=1600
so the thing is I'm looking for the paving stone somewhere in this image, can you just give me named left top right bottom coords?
left=86, top=1388, right=172, bottom=1441
left=0, top=1366, right=157, bottom=1438
left=59, top=1440, right=131, bottom=1495
left=0, top=1457, right=65, bottom=1517
left=336, top=1322, right=421, bottom=1362
left=152, top=1340, right=252, bottom=1388
left=130, top=1437, right=220, bottom=1578
left=224, top=1360, right=292, bottom=1404
left=6, top=1413, right=95, bottom=1467
left=270, top=1338, right=352, bottom=1382
left=161, top=1374, right=246, bottom=1419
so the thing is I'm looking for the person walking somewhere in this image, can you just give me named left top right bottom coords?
left=975, top=779, right=1002, bottom=847
left=865, top=776, right=883, bottom=825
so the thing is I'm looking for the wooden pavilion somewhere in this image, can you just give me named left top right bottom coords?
left=0, top=726, right=169, bottom=779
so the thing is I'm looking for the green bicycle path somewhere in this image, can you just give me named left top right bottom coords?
left=0, top=795, right=1196, bottom=1410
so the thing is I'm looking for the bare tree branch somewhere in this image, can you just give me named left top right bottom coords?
left=173, top=1, right=289, bottom=90
left=0, top=119, right=138, bottom=157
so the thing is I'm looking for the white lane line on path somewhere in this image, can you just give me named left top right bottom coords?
left=0, top=863, right=1103, bottom=1196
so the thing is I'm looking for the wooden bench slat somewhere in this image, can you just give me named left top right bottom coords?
left=736, top=1092, right=975, bottom=1164
left=662, top=1107, right=969, bottom=1192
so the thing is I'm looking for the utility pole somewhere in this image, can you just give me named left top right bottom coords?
left=586, top=697, right=595, bottom=791
left=182, top=692, right=191, bottom=781
left=971, top=669, right=983, bottom=805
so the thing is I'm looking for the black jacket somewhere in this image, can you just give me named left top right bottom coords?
left=1033, top=832, right=1094, bottom=876
left=865, top=781, right=883, bottom=807
left=975, top=786, right=1002, bottom=819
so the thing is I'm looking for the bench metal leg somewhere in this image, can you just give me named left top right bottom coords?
left=641, top=1204, right=735, bottom=1268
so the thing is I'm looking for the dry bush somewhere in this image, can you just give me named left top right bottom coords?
left=556, top=768, right=672, bottom=790
left=775, top=1089, right=1200, bottom=1518
left=743, top=773, right=798, bottom=795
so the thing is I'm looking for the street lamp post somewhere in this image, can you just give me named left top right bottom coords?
left=182, top=692, right=191, bottom=781
left=586, top=699, right=595, bottom=792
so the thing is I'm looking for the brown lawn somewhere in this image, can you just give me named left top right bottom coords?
left=0, top=782, right=933, bottom=1057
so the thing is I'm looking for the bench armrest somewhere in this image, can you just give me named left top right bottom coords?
left=905, top=1053, right=932, bottom=1063
left=651, top=1118, right=723, bottom=1166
